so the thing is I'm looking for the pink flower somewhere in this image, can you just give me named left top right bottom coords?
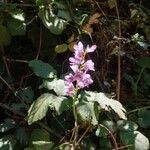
left=86, top=45, right=97, bottom=53
left=84, top=60, right=95, bottom=71
left=64, top=41, right=96, bottom=96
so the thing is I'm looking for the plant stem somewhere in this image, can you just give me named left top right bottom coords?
left=72, top=89, right=78, bottom=148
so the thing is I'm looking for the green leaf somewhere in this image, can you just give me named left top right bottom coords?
left=117, top=120, right=138, bottom=131
left=40, top=79, right=66, bottom=96
left=138, top=109, right=150, bottom=128
left=32, top=141, right=54, bottom=150
left=29, top=60, right=57, bottom=79
left=27, top=93, right=70, bottom=124
left=99, top=138, right=112, bottom=150
left=27, top=93, right=52, bottom=125
left=55, top=43, right=68, bottom=53
left=137, top=57, right=150, bottom=68
left=7, top=17, right=26, bottom=36
left=0, top=25, right=11, bottom=46
left=48, top=96, right=72, bottom=115
left=77, top=101, right=99, bottom=125
left=38, top=6, right=67, bottom=35
left=80, top=136, right=96, bottom=150
left=0, top=119, right=15, bottom=133
left=9, top=9, right=25, bottom=21
left=0, top=135, right=17, bottom=150
left=95, top=121, right=116, bottom=137
left=119, top=131, right=150, bottom=150
left=15, top=127, right=29, bottom=145
left=82, top=91, right=126, bottom=120
left=29, top=128, right=50, bottom=144
left=15, top=86, right=34, bottom=102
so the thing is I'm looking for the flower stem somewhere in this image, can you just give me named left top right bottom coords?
left=72, top=89, right=78, bottom=148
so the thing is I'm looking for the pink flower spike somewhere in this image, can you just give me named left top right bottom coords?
left=86, top=45, right=97, bottom=53
left=70, top=65, right=79, bottom=73
left=73, top=41, right=84, bottom=52
left=84, top=60, right=95, bottom=71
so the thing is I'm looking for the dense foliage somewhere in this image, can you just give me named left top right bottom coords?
left=0, top=0, right=150, bottom=149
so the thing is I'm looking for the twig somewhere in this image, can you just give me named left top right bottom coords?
left=115, top=0, right=121, bottom=101
left=37, top=122, right=62, bottom=139
left=77, top=126, right=90, bottom=144
left=127, top=106, right=150, bottom=114
left=0, top=74, right=14, bottom=92
left=0, top=102, right=25, bottom=117
left=5, top=58, right=29, bottom=63
left=36, top=25, right=42, bottom=60
left=112, top=144, right=133, bottom=150
left=99, top=124, right=119, bottom=150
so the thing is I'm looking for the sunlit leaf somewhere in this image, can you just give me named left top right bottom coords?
left=119, top=131, right=150, bottom=150
left=29, top=60, right=57, bottom=79
left=38, top=6, right=67, bottom=35
left=95, top=121, right=116, bottom=137
left=81, top=91, right=126, bottom=120
left=40, top=79, right=66, bottom=96
left=29, top=128, right=50, bottom=144
left=117, top=120, right=138, bottom=131
left=27, top=93, right=70, bottom=124
left=32, top=141, right=54, bottom=150
left=77, top=101, right=99, bottom=125
left=27, top=93, right=52, bottom=125
left=9, top=9, right=25, bottom=21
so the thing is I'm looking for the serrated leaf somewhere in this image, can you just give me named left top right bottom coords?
left=120, top=131, right=150, bottom=150
left=117, top=120, right=138, bottom=131
left=77, top=101, right=99, bottom=125
left=27, top=93, right=52, bottom=125
left=0, top=25, right=11, bottom=46
left=40, top=79, right=66, bottom=96
left=32, top=141, right=54, bottom=150
left=48, top=96, right=72, bottom=115
left=29, top=128, right=50, bottom=145
left=0, top=135, right=17, bottom=150
left=0, top=119, right=15, bottom=133
left=83, top=91, right=126, bottom=120
left=55, top=43, right=68, bottom=53
left=29, top=60, right=57, bottom=79
left=138, top=109, right=150, bottom=128
left=27, top=93, right=70, bottom=124
left=7, top=17, right=26, bottom=36
left=95, top=121, right=116, bottom=137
